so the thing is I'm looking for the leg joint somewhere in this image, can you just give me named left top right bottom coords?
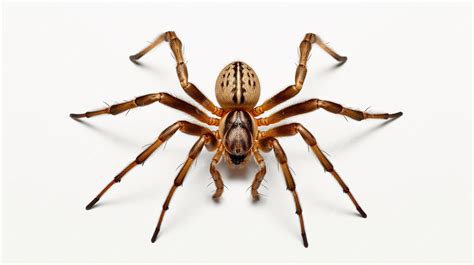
left=295, top=64, right=307, bottom=89
left=343, top=187, right=350, bottom=193
left=294, top=123, right=317, bottom=145
left=164, top=31, right=177, bottom=41
left=304, top=33, right=317, bottom=43
left=177, top=63, right=189, bottom=86
left=251, top=106, right=264, bottom=116
left=290, top=84, right=302, bottom=94
left=135, top=93, right=162, bottom=106
left=257, top=117, right=269, bottom=126
left=324, top=164, right=334, bottom=173
left=341, top=108, right=365, bottom=121
left=158, top=121, right=183, bottom=141
left=174, top=178, right=184, bottom=187
left=319, top=100, right=343, bottom=114
left=274, top=149, right=287, bottom=164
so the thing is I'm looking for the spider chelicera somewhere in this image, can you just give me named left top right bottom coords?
left=71, top=31, right=402, bottom=248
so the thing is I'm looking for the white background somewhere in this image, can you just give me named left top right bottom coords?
left=2, top=2, right=472, bottom=263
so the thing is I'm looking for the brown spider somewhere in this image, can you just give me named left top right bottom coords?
left=71, top=31, right=402, bottom=248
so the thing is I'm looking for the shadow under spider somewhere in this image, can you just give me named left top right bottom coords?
left=130, top=56, right=170, bottom=75
left=326, top=116, right=402, bottom=155
left=219, top=160, right=258, bottom=180
left=71, top=117, right=142, bottom=148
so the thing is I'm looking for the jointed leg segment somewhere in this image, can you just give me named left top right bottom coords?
left=70, top=92, right=219, bottom=126
left=251, top=147, right=267, bottom=201
left=85, top=121, right=217, bottom=210
left=209, top=144, right=225, bottom=200
left=262, top=123, right=367, bottom=218
left=252, top=33, right=347, bottom=116
left=258, top=98, right=402, bottom=126
left=129, top=31, right=223, bottom=116
left=258, top=137, right=308, bottom=248
left=151, top=134, right=211, bottom=242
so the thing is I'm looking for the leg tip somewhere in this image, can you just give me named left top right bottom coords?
left=212, top=191, right=223, bottom=202
left=70, top=113, right=84, bottom=119
left=85, top=197, right=99, bottom=210
left=151, top=229, right=160, bottom=243
left=252, top=194, right=260, bottom=202
left=251, top=190, right=261, bottom=202
left=302, top=232, right=309, bottom=248
left=339, top=56, right=348, bottom=64
left=391, top=112, right=403, bottom=118
left=357, top=206, right=367, bottom=218
left=129, top=55, right=141, bottom=64
left=212, top=192, right=221, bottom=199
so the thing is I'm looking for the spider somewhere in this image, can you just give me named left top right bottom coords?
left=71, top=31, right=402, bottom=248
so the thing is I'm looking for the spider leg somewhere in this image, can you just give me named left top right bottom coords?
left=151, top=134, right=210, bottom=242
left=258, top=137, right=308, bottom=248
left=209, top=144, right=225, bottom=200
left=85, top=121, right=218, bottom=210
left=251, top=146, right=267, bottom=201
left=262, top=123, right=367, bottom=218
left=257, top=98, right=402, bottom=126
left=70, top=92, right=219, bottom=126
left=252, top=33, right=347, bottom=116
left=129, top=31, right=223, bottom=116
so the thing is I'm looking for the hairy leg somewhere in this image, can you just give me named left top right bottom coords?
left=251, top=146, right=267, bottom=201
left=151, top=134, right=211, bottom=242
left=262, top=123, right=367, bottom=218
left=257, top=98, right=402, bottom=126
left=85, top=121, right=217, bottom=210
left=70, top=92, right=219, bottom=126
left=258, top=137, right=308, bottom=248
left=129, top=31, right=223, bottom=116
left=252, top=33, right=347, bottom=116
left=209, top=144, right=225, bottom=200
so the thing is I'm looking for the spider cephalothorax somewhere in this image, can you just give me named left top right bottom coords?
left=220, top=109, right=258, bottom=167
left=71, top=31, right=402, bottom=248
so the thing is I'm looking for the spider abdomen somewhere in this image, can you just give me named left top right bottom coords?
left=215, top=61, right=261, bottom=110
